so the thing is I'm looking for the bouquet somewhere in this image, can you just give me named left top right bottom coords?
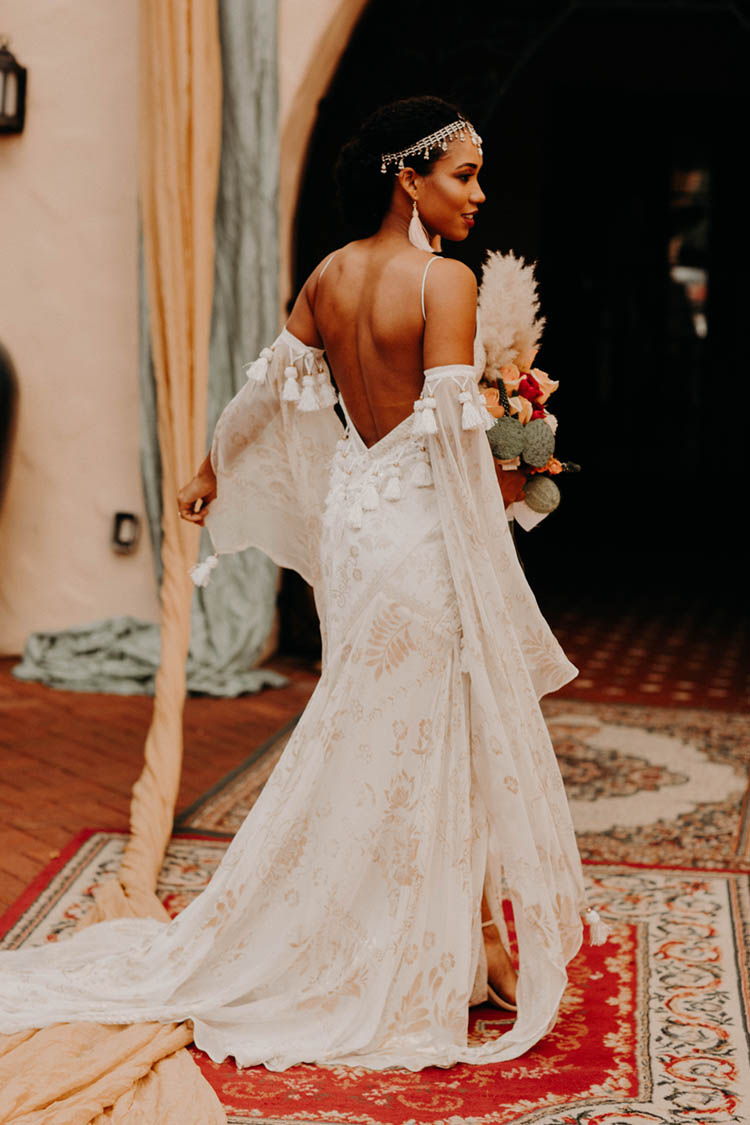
left=477, top=250, right=579, bottom=527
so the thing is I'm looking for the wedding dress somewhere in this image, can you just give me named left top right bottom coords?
left=0, top=285, right=592, bottom=1070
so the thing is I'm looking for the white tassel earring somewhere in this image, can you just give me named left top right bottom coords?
left=408, top=199, right=434, bottom=253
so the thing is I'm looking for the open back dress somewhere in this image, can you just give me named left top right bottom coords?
left=0, top=259, right=591, bottom=1072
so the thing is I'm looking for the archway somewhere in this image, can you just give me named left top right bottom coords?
left=287, top=0, right=747, bottom=647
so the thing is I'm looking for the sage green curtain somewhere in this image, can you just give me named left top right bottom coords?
left=14, top=0, right=286, bottom=697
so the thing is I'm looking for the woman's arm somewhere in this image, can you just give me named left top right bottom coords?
left=422, top=258, right=477, bottom=369
left=284, top=255, right=333, bottom=348
left=178, top=255, right=335, bottom=527
left=177, top=452, right=216, bottom=526
left=423, top=261, right=525, bottom=508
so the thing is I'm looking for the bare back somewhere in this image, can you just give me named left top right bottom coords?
left=286, top=239, right=476, bottom=449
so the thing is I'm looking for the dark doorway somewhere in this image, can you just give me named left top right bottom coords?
left=285, top=1, right=747, bottom=652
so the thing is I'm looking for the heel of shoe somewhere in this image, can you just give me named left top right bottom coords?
left=486, top=981, right=517, bottom=1013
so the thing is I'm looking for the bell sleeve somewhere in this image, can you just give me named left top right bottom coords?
left=205, top=328, right=343, bottom=589
left=418, top=364, right=577, bottom=699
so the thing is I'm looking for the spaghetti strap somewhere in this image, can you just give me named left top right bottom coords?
left=318, top=252, right=336, bottom=280
left=421, top=256, right=439, bottom=321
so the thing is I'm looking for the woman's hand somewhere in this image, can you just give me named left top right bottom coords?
left=495, top=466, right=527, bottom=508
left=178, top=456, right=217, bottom=526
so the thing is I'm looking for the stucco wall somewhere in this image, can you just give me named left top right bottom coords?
left=278, top=0, right=368, bottom=312
left=0, top=3, right=158, bottom=654
left=0, top=0, right=365, bottom=656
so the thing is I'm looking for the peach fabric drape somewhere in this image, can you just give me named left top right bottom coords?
left=0, top=2, right=225, bottom=1120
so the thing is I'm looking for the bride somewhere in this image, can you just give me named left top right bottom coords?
left=0, top=96, right=595, bottom=1071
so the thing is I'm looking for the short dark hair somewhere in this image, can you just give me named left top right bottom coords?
left=334, top=95, right=465, bottom=239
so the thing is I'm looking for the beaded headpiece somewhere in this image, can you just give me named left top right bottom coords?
left=380, top=117, right=483, bottom=174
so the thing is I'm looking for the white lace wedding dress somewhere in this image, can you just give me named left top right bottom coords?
left=0, top=327, right=591, bottom=1071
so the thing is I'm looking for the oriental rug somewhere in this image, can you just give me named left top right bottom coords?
left=2, top=835, right=749, bottom=1124
left=3, top=699, right=749, bottom=1123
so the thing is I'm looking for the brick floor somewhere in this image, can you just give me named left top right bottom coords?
left=0, top=656, right=319, bottom=916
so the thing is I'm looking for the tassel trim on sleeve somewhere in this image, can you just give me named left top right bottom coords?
left=412, top=397, right=438, bottom=436
left=584, top=908, right=610, bottom=946
left=282, top=364, right=301, bottom=401
left=458, top=390, right=484, bottom=431
left=244, top=335, right=337, bottom=412
left=190, top=553, right=219, bottom=587
left=245, top=347, right=274, bottom=385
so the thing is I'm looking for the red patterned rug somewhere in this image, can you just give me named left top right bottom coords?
left=3, top=699, right=749, bottom=1123
left=2, top=833, right=748, bottom=1123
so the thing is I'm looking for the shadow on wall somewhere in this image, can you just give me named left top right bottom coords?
left=0, top=342, right=18, bottom=515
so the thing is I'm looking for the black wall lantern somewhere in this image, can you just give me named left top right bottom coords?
left=0, top=36, right=27, bottom=135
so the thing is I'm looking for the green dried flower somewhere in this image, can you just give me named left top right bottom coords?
left=521, top=418, right=555, bottom=468
left=487, top=416, right=525, bottom=460
left=524, top=475, right=560, bottom=513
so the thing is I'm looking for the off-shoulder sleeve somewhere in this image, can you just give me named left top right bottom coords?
left=205, top=328, right=343, bottom=588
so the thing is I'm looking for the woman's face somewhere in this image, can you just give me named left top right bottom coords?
left=414, top=136, right=486, bottom=242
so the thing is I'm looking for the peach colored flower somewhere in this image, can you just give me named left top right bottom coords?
left=500, top=363, right=522, bottom=394
left=509, top=395, right=533, bottom=424
left=529, top=367, right=559, bottom=405
left=481, top=386, right=504, bottom=418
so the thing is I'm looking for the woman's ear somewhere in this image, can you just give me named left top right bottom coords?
left=396, top=166, right=420, bottom=201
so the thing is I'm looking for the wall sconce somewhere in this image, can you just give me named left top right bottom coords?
left=0, top=36, right=27, bottom=135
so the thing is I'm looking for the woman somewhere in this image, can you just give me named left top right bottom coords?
left=0, top=97, right=595, bottom=1071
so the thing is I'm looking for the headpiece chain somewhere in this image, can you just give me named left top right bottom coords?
left=380, top=117, right=483, bottom=174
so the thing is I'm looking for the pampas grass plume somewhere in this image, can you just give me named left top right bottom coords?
left=478, top=251, right=546, bottom=379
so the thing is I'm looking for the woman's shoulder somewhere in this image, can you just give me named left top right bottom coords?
left=428, top=257, right=477, bottom=291
left=424, top=258, right=477, bottom=321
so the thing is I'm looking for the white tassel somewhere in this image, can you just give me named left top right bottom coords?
left=479, top=393, right=496, bottom=430
left=361, top=482, right=379, bottom=510
left=383, top=471, right=401, bottom=501
left=297, top=374, right=320, bottom=412
left=316, top=371, right=337, bottom=407
left=585, top=908, right=610, bottom=946
left=459, top=390, right=483, bottom=430
left=422, top=398, right=438, bottom=434
left=282, top=365, right=300, bottom=401
left=412, top=397, right=438, bottom=436
left=412, top=458, right=433, bottom=487
left=347, top=501, right=363, bottom=529
left=408, top=199, right=434, bottom=252
left=189, top=553, right=219, bottom=588
left=245, top=346, right=274, bottom=384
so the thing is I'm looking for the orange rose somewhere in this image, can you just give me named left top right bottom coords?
left=482, top=386, right=504, bottom=418
left=500, top=363, right=522, bottom=395
left=530, top=457, right=563, bottom=475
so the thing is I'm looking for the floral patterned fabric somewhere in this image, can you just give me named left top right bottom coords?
left=0, top=330, right=588, bottom=1070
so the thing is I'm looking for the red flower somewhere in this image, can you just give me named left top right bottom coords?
left=518, top=373, right=541, bottom=401
left=531, top=407, right=546, bottom=420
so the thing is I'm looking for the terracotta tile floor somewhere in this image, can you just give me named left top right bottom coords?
left=0, top=655, right=319, bottom=916
left=544, top=594, right=749, bottom=711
